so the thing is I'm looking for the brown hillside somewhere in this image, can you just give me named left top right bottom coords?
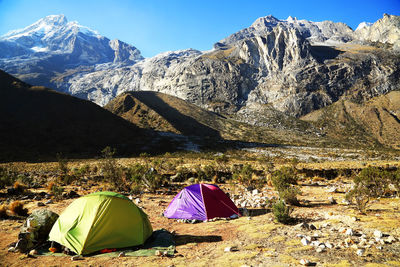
left=302, top=91, right=400, bottom=149
left=106, top=91, right=335, bottom=147
left=0, top=70, right=153, bottom=161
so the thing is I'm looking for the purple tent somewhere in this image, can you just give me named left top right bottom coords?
left=164, top=184, right=239, bottom=221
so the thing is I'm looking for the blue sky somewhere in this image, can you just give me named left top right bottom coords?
left=0, top=0, right=399, bottom=57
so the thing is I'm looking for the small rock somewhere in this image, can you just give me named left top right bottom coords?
left=309, top=224, right=317, bottom=230
left=135, top=198, right=141, bottom=204
left=311, top=241, right=320, bottom=247
left=252, top=189, right=259, bottom=195
left=377, top=246, right=383, bottom=250
left=326, top=186, right=337, bottom=193
left=37, top=202, right=45, bottom=207
left=295, top=222, right=309, bottom=230
left=29, top=249, right=38, bottom=255
left=45, top=199, right=53, bottom=205
left=316, top=247, right=324, bottom=253
left=374, top=230, right=383, bottom=239
left=328, top=197, right=337, bottom=204
left=345, top=229, right=354, bottom=236
left=224, top=246, right=238, bottom=252
left=71, top=255, right=84, bottom=261
left=325, top=242, right=333, bottom=249
left=356, top=249, right=364, bottom=256
left=301, top=237, right=310, bottom=246
left=299, top=258, right=311, bottom=266
left=351, top=216, right=359, bottom=222
left=155, top=250, right=162, bottom=256
left=8, top=247, right=16, bottom=253
left=118, top=252, right=125, bottom=257
left=386, top=235, right=396, bottom=244
left=339, top=227, right=346, bottom=234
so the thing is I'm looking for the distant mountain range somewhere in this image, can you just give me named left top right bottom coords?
left=1, top=14, right=400, bottom=152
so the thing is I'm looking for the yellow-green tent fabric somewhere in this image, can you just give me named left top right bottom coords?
left=48, top=191, right=153, bottom=255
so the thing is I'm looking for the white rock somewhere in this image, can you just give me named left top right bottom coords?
left=299, top=258, right=311, bottom=266
left=71, top=255, right=84, bottom=261
left=311, top=241, right=320, bottom=247
left=377, top=246, right=383, bottom=250
left=252, top=189, right=259, bottom=195
left=316, top=247, right=324, bottom=253
left=325, top=242, right=333, bottom=249
left=386, top=235, right=396, bottom=243
left=118, top=252, right=125, bottom=257
left=301, top=237, right=311, bottom=246
left=135, top=198, right=141, bottom=204
left=326, top=186, right=337, bottom=193
left=155, top=250, right=162, bottom=256
left=345, top=228, right=354, bottom=236
left=224, top=246, right=238, bottom=252
left=374, top=230, right=383, bottom=239
left=356, top=249, right=364, bottom=256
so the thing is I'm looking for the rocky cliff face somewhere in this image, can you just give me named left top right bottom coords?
left=1, top=14, right=399, bottom=120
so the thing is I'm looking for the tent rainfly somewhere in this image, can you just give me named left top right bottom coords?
left=48, top=191, right=153, bottom=255
left=164, top=183, right=239, bottom=221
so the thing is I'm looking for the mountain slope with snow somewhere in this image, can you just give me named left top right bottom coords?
left=0, top=15, right=142, bottom=90
left=1, top=14, right=399, bottom=120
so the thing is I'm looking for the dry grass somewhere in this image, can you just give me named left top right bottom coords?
left=9, top=201, right=28, bottom=216
left=13, top=181, right=27, bottom=192
left=0, top=204, right=8, bottom=218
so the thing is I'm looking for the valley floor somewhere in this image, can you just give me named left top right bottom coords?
left=1, top=151, right=400, bottom=266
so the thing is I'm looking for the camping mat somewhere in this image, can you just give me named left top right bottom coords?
left=38, top=229, right=175, bottom=257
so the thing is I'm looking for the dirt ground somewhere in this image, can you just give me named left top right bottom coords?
left=1, top=159, right=400, bottom=266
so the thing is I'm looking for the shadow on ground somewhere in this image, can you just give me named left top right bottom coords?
left=175, top=234, right=222, bottom=246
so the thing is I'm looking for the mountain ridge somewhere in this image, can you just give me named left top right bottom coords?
left=1, top=13, right=399, bottom=132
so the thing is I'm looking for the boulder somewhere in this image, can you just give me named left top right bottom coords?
left=15, top=209, right=59, bottom=252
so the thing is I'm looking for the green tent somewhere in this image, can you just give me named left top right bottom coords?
left=48, top=191, right=153, bottom=255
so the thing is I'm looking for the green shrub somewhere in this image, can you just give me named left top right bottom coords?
left=99, top=147, right=124, bottom=190
left=352, top=167, right=389, bottom=198
left=141, top=168, right=162, bottom=192
left=272, top=200, right=293, bottom=224
left=271, top=167, right=300, bottom=205
left=345, top=186, right=370, bottom=213
left=346, top=166, right=392, bottom=213
left=389, top=169, right=400, bottom=196
left=232, top=164, right=254, bottom=188
left=0, top=167, right=17, bottom=189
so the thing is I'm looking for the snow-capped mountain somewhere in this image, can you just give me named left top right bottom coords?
left=1, top=14, right=399, bottom=120
left=0, top=14, right=142, bottom=89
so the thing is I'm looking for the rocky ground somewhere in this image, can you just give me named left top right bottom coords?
left=1, top=158, right=400, bottom=267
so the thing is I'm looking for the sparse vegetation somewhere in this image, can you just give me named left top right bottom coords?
left=0, top=204, right=8, bottom=219
left=0, top=167, right=17, bottom=189
left=271, top=166, right=300, bottom=205
left=345, top=166, right=394, bottom=212
left=272, top=200, right=293, bottom=224
left=9, top=201, right=28, bottom=216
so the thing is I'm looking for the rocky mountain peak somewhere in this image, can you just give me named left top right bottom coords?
left=355, top=14, right=400, bottom=49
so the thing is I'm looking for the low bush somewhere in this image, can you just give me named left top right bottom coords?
left=0, top=167, right=17, bottom=189
left=0, top=204, right=8, bottom=219
left=99, top=146, right=124, bottom=190
left=272, top=200, right=293, bottom=224
left=232, top=164, right=254, bottom=188
left=389, top=168, right=400, bottom=196
left=271, top=167, right=300, bottom=205
left=346, top=166, right=392, bottom=212
left=9, top=201, right=28, bottom=216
